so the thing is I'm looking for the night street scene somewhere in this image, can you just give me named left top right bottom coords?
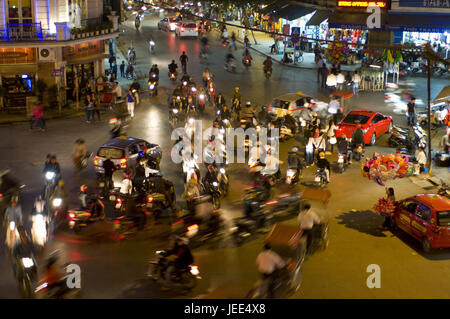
left=0, top=0, right=449, bottom=302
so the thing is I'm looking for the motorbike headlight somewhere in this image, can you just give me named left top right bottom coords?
left=9, top=221, right=15, bottom=231
left=183, top=81, right=187, bottom=86
left=189, top=118, right=194, bottom=124
left=212, top=182, right=219, bottom=187
left=52, top=198, right=62, bottom=207
left=150, top=84, right=155, bottom=89
left=223, top=119, right=229, bottom=124
left=191, top=87, right=197, bottom=92
left=132, top=89, right=137, bottom=93
left=173, top=109, right=179, bottom=114
left=45, top=172, right=55, bottom=180
left=230, top=226, right=238, bottom=233
left=22, top=257, right=34, bottom=268
left=220, top=168, right=225, bottom=174
left=177, top=96, right=180, bottom=101
left=150, top=41, right=155, bottom=45
left=220, top=144, right=226, bottom=151
left=219, top=128, right=225, bottom=134
left=199, top=94, right=204, bottom=99
left=35, top=214, right=45, bottom=223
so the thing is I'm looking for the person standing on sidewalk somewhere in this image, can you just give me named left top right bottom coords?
left=114, top=82, right=122, bottom=103
left=352, top=70, right=361, bottom=95
left=406, top=97, right=416, bottom=126
left=112, top=62, right=118, bottom=81
left=85, top=95, right=95, bottom=123
left=126, top=89, right=136, bottom=118
left=92, top=93, right=101, bottom=121
left=120, top=61, right=125, bottom=78
left=316, top=58, right=324, bottom=83
left=130, top=79, right=141, bottom=105
left=229, top=32, right=237, bottom=51
left=320, top=64, right=328, bottom=88
left=180, top=51, right=189, bottom=74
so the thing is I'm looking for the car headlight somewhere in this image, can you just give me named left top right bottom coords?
left=173, top=109, right=179, bottom=114
left=45, top=172, right=55, bottom=180
left=220, top=168, right=225, bottom=174
left=22, top=257, right=34, bottom=268
left=52, top=198, right=62, bottom=207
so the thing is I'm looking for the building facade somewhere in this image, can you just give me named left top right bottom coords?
left=0, top=0, right=120, bottom=110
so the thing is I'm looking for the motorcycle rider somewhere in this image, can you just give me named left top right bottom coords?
left=11, top=226, right=35, bottom=279
left=72, top=138, right=87, bottom=170
left=110, top=118, right=122, bottom=139
left=162, top=236, right=194, bottom=290
left=352, top=122, right=365, bottom=150
left=78, top=185, right=104, bottom=220
left=261, top=146, right=282, bottom=181
left=297, top=203, right=321, bottom=251
left=168, top=60, right=178, bottom=77
left=51, top=180, right=69, bottom=211
left=337, top=134, right=352, bottom=164
left=256, top=243, right=286, bottom=298
left=287, top=147, right=303, bottom=182
left=43, top=155, right=62, bottom=183
left=149, top=64, right=160, bottom=80
left=133, top=159, right=147, bottom=194
left=102, top=155, right=116, bottom=194
left=215, top=93, right=225, bottom=111
left=225, top=53, right=236, bottom=70
left=242, top=48, right=252, bottom=66
left=184, top=178, right=200, bottom=214
left=202, top=68, right=213, bottom=87
left=240, top=101, right=256, bottom=124
left=316, top=151, right=330, bottom=183
left=180, top=72, right=190, bottom=85
left=257, top=105, right=270, bottom=126
left=231, top=87, right=241, bottom=114
left=263, top=56, right=272, bottom=75
left=202, top=165, right=219, bottom=190
left=3, top=196, right=23, bottom=228
left=41, top=252, right=66, bottom=298
left=130, top=79, right=141, bottom=105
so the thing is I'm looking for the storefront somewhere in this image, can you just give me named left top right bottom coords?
left=63, top=40, right=108, bottom=100
left=389, top=0, right=450, bottom=58
left=0, top=48, right=37, bottom=110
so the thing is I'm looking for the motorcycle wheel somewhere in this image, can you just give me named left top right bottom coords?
left=19, top=275, right=33, bottom=299
left=73, top=223, right=81, bottom=233
left=147, top=263, right=160, bottom=281
left=221, top=182, right=229, bottom=197
left=180, top=272, right=197, bottom=290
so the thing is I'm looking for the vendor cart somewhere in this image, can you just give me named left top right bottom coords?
left=330, top=89, right=354, bottom=117
left=96, top=82, right=118, bottom=111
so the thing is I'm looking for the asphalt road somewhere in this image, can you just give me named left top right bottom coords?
left=0, top=13, right=449, bottom=299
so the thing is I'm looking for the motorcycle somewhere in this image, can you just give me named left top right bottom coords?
left=225, top=58, right=236, bottom=73
left=259, top=193, right=302, bottom=222
left=201, top=181, right=221, bottom=209
left=388, top=126, right=416, bottom=153
left=113, top=205, right=148, bottom=238
left=30, top=212, right=49, bottom=249
left=43, top=171, right=57, bottom=200
left=147, top=250, right=200, bottom=291
left=67, top=196, right=105, bottom=233
left=51, top=197, right=66, bottom=230
left=217, top=166, right=229, bottom=197
left=197, top=93, right=206, bottom=114
left=314, top=168, right=327, bottom=187
left=438, top=181, right=450, bottom=199
left=207, top=86, right=215, bottom=104
left=264, top=66, right=272, bottom=79
left=169, top=107, right=181, bottom=127
left=149, top=40, right=155, bottom=53
left=243, top=56, right=251, bottom=67
left=285, top=168, right=300, bottom=185
left=352, top=143, right=365, bottom=162
left=148, top=73, right=158, bottom=97
left=336, top=153, right=350, bottom=174
left=13, top=254, right=37, bottom=298
left=231, top=213, right=273, bottom=246
left=169, top=70, right=177, bottom=82
left=35, top=265, right=81, bottom=299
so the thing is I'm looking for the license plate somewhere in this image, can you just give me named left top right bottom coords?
left=315, top=176, right=321, bottom=182
left=115, top=203, right=121, bottom=209
left=338, top=158, right=344, bottom=163
left=109, top=195, right=116, bottom=201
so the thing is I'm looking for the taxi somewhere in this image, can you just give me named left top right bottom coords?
left=268, top=92, right=328, bottom=119
left=393, top=194, right=450, bottom=252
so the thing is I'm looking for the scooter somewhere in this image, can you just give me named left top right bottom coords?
left=336, top=153, right=350, bottom=173
left=286, top=168, right=300, bottom=185
left=67, top=196, right=105, bottom=233
left=264, top=67, right=272, bottom=79
left=149, top=40, right=155, bottom=53
left=168, top=70, right=177, bottom=82
left=314, top=168, right=327, bottom=187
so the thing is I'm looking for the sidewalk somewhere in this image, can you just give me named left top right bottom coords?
left=0, top=107, right=86, bottom=126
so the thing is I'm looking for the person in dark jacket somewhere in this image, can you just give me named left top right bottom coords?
left=102, top=156, right=116, bottom=194
left=351, top=123, right=365, bottom=148
left=337, top=135, right=352, bottom=163
left=162, top=236, right=194, bottom=289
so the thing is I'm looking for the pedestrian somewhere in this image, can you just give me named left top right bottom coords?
left=324, top=119, right=337, bottom=154
left=30, top=103, right=45, bottom=131
left=316, top=58, right=324, bottom=83
left=85, top=95, right=94, bottom=123
left=439, top=130, right=450, bottom=153
left=126, top=63, right=134, bottom=80
left=112, top=62, right=118, bottom=80
left=126, top=89, right=135, bottom=118
left=229, top=32, right=237, bottom=51
left=92, top=93, right=101, bottom=121
left=352, top=70, right=361, bottom=95
left=320, top=64, right=328, bottom=88
left=120, top=61, right=125, bottom=78
left=108, top=55, right=116, bottom=69
left=416, top=147, right=427, bottom=173
left=336, top=71, right=345, bottom=91
left=305, top=136, right=315, bottom=167
left=180, top=51, right=189, bottom=73
left=297, top=203, right=321, bottom=250
left=102, top=155, right=116, bottom=195
left=406, top=97, right=416, bottom=126
left=114, top=82, right=122, bottom=102
left=381, top=187, right=396, bottom=229
left=327, top=96, right=340, bottom=124
left=130, top=79, right=141, bottom=105
left=326, top=70, right=337, bottom=91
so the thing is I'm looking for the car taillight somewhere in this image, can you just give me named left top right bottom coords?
left=68, top=213, right=76, bottom=219
left=147, top=196, right=153, bottom=203
left=120, top=158, right=127, bottom=168
left=114, top=220, right=120, bottom=224
left=187, top=224, right=198, bottom=231
left=268, top=105, right=272, bottom=111
left=94, top=156, right=98, bottom=166
left=117, top=198, right=122, bottom=203
left=181, top=27, right=185, bottom=32
left=172, top=219, right=183, bottom=226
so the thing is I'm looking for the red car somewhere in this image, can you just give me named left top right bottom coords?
left=335, top=110, right=393, bottom=145
left=393, top=194, right=450, bottom=252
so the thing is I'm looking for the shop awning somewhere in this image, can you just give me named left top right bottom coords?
left=306, top=10, right=332, bottom=26
left=328, top=12, right=387, bottom=30
left=387, top=13, right=450, bottom=33
left=66, top=53, right=110, bottom=65
left=262, top=1, right=315, bottom=21
left=0, top=64, right=38, bottom=75
left=433, top=86, right=450, bottom=103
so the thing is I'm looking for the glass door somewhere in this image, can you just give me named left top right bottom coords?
left=7, top=0, right=35, bottom=39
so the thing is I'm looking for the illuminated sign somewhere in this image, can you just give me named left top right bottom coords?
left=338, top=1, right=387, bottom=7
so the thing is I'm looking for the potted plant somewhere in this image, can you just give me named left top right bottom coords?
left=95, top=25, right=100, bottom=36
left=106, top=20, right=114, bottom=33
left=70, top=27, right=78, bottom=40
left=88, top=26, right=94, bottom=37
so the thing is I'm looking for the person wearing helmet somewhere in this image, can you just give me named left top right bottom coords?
left=43, top=155, right=61, bottom=183
left=72, top=138, right=87, bottom=170
left=79, top=184, right=89, bottom=209
left=287, top=147, right=303, bottom=182
left=202, top=165, right=219, bottom=189
left=161, top=235, right=194, bottom=290
left=257, top=105, right=270, bottom=126
left=352, top=122, right=365, bottom=149
left=168, top=60, right=178, bottom=76
left=240, top=101, right=256, bottom=122
left=316, top=151, right=330, bottom=183
left=3, top=195, right=23, bottom=229
left=337, top=134, right=352, bottom=164
left=263, top=56, right=272, bottom=74
left=180, top=72, right=190, bottom=84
